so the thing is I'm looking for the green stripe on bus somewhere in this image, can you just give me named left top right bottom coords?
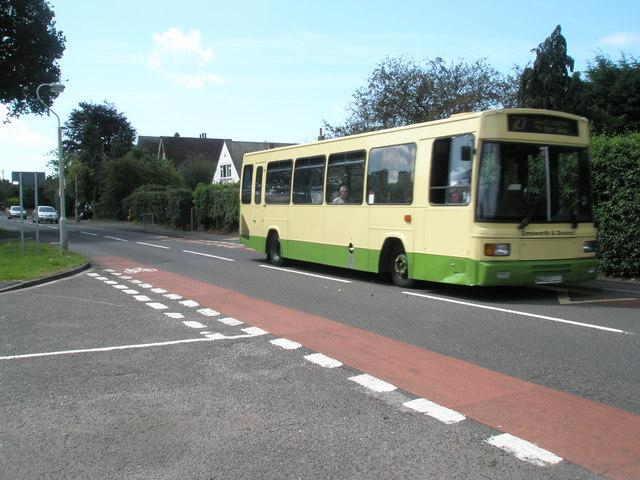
left=241, top=235, right=598, bottom=286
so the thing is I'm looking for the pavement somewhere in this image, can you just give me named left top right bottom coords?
left=0, top=220, right=239, bottom=293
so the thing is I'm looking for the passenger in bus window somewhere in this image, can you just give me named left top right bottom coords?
left=333, top=185, right=352, bottom=204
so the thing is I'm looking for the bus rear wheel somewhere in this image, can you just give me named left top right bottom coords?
left=267, top=233, right=285, bottom=266
left=390, top=245, right=414, bottom=288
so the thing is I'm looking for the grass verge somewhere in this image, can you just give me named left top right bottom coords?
left=0, top=240, right=87, bottom=282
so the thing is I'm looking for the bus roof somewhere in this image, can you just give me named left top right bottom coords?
left=243, top=108, right=588, bottom=159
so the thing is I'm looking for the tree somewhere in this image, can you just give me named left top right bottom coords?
left=64, top=101, right=136, bottom=158
left=517, top=25, right=580, bottom=112
left=581, top=54, right=640, bottom=135
left=324, top=56, right=517, bottom=137
left=178, top=154, right=215, bottom=190
left=98, top=147, right=180, bottom=219
left=0, top=0, right=66, bottom=118
left=62, top=101, right=137, bottom=202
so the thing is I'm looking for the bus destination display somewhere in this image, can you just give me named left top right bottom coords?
left=508, top=114, right=579, bottom=136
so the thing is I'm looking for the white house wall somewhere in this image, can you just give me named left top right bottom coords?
left=212, top=142, right=240, bottom=183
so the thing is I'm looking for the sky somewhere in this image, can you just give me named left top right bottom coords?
left=2, top=0, right=639, bottom=179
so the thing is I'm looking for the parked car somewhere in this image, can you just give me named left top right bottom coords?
left=32, top=205, right=59, bottom=224
left=7, top=206, right=27, bottom=219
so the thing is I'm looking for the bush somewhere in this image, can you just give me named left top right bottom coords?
left=123, top=189, right=193, bottom=229
left=193, top=182, right=239, bottom=232
left=590, top=133, right=640, bottom=278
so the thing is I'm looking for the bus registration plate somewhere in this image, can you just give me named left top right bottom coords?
left=536, top=275, right=563, bottom=284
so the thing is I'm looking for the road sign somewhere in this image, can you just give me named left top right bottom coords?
left=12, top=171, right=45, bottom=186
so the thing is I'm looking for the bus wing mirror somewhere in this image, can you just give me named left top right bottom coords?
left=461, top=146, right=472, bottom=161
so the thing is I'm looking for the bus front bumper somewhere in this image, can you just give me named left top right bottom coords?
left=476, top=258, right=599, bottom=286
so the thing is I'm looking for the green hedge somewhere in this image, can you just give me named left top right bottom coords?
left=123, top=189, right=193, bottom=229
left=590, top=133, right=640, bottom=278
left=193, top=183, right=239, bottom=232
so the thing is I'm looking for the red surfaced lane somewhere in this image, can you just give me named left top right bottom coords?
left=95, top=256, right=640, bottom=479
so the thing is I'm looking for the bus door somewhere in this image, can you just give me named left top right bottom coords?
left=263, top=159, right=292, bottom=254
left=289, top=155, right=325, bottom=263
left=423, top=135, right=474, bottom=281
left=240, top=162, right=266, bottom=250
left=323, top=150, right=368, bottom=270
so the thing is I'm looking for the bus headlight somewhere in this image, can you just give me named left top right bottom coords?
left=582, top=241, right=596, bottom=253
left=485, top=243, right=511, bottom=256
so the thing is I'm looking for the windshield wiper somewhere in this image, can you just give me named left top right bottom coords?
left=518, top=194, right=545, bottom=230
left=567, top=198, right=580, bottom=229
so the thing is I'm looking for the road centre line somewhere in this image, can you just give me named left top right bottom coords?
left=182, top=249, right=234, bottom=262
left=136, top=241, right=170, bottom=249
left=403, top=291, right=629, bottom=334
left=259, top=264, right=352, bottom=283
left=104, top=235, right=128, bottom=242
left=0, top=337, right=217, bottom=361
left=80, top=231, right=98, bottom=236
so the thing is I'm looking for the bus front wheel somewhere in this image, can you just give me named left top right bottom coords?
left=267, top=233, right=285, bottom=266
left=390, top=245, right=414, bottom=288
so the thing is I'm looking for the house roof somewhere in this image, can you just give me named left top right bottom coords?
left=138, top=135, right=294, bottom=171
left=225, top=141, right=293, bottom=171
left=137, top=135, right=226, bottom=168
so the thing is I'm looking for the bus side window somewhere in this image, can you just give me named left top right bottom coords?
left=265, top=160, right=293, bottom=204
left=241, top=165, right=253, bottom=204
left=367, top=143, right=416, bottom=204
left=326, top=150, right=365, bottom=204
left=429, top=134, right=473, bottom=205
left=293, top=155, right=325, bottom=204
left=254, top=166, right=263, bottom=204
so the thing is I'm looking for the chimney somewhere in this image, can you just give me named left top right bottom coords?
left=317, top=128, right=325, bottom=141
left=199, top=133, right=207, bottom=139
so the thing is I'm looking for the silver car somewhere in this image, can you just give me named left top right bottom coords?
left=32, top=205, right=59, bottom=223
left=7, top=206, right=27, bottom=219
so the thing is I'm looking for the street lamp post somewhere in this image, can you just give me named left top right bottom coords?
left=36, top=82, right=67, bottom=250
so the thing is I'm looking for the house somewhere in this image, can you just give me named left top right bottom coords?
left=137, top=134, right=293, bottom=184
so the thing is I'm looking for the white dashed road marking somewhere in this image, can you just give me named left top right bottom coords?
left=183, top=321, right=206, bottom=329
left=147, top=302, right=168, bottom=310
left=270, top=338, right=302, bottom=350
left=136, top=242, right=170, bottom=249
left=304, top=353, right=343, bottom=368
left=403, top=398, right=466, bottom=425
left=182, top=249, right=235, bottom=262
left=84, top=269, right=569, bottom=471
left=349, top=373, right=397, bottom=392
left=486, top=433, right=563, bottom=467
left=179, top=300, right=199, bottom=308
left=219, top=317, right=243, bottom=326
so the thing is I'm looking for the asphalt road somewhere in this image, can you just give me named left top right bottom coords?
left=1, top=218, right=639, bottom=479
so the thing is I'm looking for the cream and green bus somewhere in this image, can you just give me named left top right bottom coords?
left=239, top=108, right=598, bottom=287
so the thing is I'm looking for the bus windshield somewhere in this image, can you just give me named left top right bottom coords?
left=476, top=142, right=593, bottom=227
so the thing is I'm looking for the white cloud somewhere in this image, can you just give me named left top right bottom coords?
left=0, top=108, right=49, bottom=146
left=149, top=28, right=224, bottom=89
left=600, top=32, right=640, bottom=47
